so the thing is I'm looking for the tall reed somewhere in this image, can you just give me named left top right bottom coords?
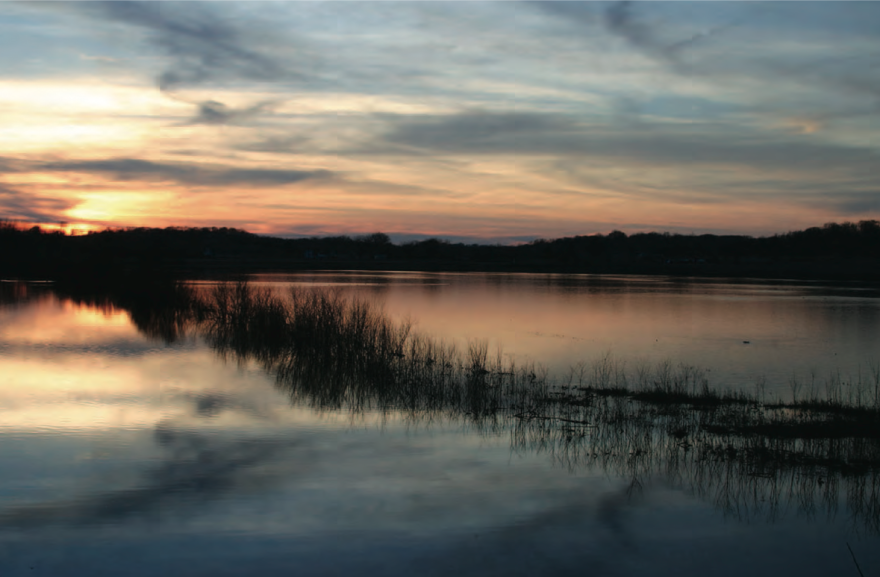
left=177, top=280, right=880, bottom=533
left=198, top=282, right=549, bottom=420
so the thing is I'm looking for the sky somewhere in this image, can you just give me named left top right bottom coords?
left=0, top=1, right=879, bottom=243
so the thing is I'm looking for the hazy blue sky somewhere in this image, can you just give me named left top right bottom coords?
left=1, top=2, right=879, bottom=241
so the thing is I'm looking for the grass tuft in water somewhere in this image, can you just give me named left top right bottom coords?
left=156, top=280, right=880, bottom=533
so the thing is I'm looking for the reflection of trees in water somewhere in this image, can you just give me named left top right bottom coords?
left=56, top=278, right=199, bottom=343
left=46, top=279, right=880, bottom=535
left=0, top=281, right=50, bottom=307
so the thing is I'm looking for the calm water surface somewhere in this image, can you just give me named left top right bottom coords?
left=251, top=271, right=880, bottom=395
left=1, top=273, right=879, bottom=577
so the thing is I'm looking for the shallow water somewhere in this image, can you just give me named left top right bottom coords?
left=1, top=274, right=879, bottom=576
left=249, top=272, right=880, bottom=396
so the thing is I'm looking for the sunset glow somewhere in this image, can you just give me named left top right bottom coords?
left=1, top=2, right=878, bottom=241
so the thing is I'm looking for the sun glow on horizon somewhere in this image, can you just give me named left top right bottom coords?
left=0, top=3, right=877, bottom=239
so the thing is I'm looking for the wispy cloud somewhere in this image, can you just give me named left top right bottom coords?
left=2, top=2, right=880, bottom=237
left=78, top=1, right=292, bottom=93
left=374, top=110, right=880, bottom=175
left=40, top=158, right=335, bottom=187
left=0, top=184, right=73, bottom=223
left=183, top=99, right=282, bottom=126
left=602, top=1, right=742, bottom=69
left=53, top=2, right=305, bottom=128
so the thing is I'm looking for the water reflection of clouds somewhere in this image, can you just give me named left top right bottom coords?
left=182, top=391, right=273, bottom=420
left=1, top=413, right=609, bottom=537
left=0, top=509, right=858, bottom=577
left=0, top=295, right=139, bottom=348
left=0, top=424, right=308, bottom=530
left=0, top=341, right=195, bottom=358
left=2, top=421, right=859, bottom=577
left=0, top=344, right=281, bottom=433
left=0, top=276, right=880, bottom=575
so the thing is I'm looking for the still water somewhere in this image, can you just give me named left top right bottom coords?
left=1, top=273, right=879, bottom=577
left=250, top=272, right=880, bottom=395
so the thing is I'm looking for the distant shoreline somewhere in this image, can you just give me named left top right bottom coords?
left=4, top=220, right=880, bottom=283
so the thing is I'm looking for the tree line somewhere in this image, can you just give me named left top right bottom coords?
left=2, top=220, right=880, bottom=280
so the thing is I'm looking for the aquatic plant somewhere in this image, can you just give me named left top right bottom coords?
left=193, top=281, right=880, bottom=532
left=197, top=282, right=548, bottom=424
left=51, top=279, right=880, bottom=534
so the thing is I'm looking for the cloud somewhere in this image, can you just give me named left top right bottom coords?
left=534, top=1, right=717, bottom=70
left=0, top=184, right=74, bottom=223
left=602, top=1, right=740, bottom=65
left=0, top=156, right=29, bottom=175
left=535, top=1, right=878, bottom=121
left=601, top=2, right=880, bottom=109
left=360, top=109, right=880, bottom=220
left=604, top=1, right=657, bottom=54
left=77, top=1, right=291, bottom=93
left=374, top=111, right=880, bottom=175
left=40, top=158, right=335, bottom=187
left=375, top=111, right=575, bottom=154
left=235, top=134, right=316, bottom=154
left=184, top=99, right=282, bottom=126
left=817, top=191, right=880, bottom=215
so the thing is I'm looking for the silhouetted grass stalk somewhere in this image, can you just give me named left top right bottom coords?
left=197, top=282, right=549, bottom=420
left=197, top=282, right=880, bottom=440
left=156, top=280, right=880, bottom=533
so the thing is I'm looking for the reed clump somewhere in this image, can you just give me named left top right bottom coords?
left=197, top=282, right=880, bottom=444
left=22, top=279, right=880, bottom=533
left=540, top=354, right=880, bottom=446
left=186, top=281, right=880, bottom=533
left=198, top=281, right=549, bottom=420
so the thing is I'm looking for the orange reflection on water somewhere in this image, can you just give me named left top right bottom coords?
left=327, top=273, right=877, bottom=392
left=0, top=295, right=136, bottom=346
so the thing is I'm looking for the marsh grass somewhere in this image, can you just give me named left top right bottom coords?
left=197, top=282, right=549, bottom=423
left=524, top=353, right=880, bottom=533
left=196, top=281, right=880, bottom=437
left=177, top=281, right=880, bottom=532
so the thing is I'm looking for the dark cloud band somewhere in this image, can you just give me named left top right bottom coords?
left=40, top=159, right=335, bottom=188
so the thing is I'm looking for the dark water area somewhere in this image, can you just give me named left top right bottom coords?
left=1, top=273, right=879, bottom=576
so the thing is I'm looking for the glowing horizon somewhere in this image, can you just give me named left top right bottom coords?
left=1, top=2, right=878, bottom=243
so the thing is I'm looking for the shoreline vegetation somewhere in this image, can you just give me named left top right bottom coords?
left=4, top=278, right=880, bottom=533
left=199, top=282, right=880, bottom=533
left=205, top=282, right=880, bottom=533
left=4, top=219, right=880, bottom=281
left=196, top=281, right=880, bottom=435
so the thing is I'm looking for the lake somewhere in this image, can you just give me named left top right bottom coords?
left=248, top=272, right=880, bottom=397
left=1, top=272, right=878, bottom=577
